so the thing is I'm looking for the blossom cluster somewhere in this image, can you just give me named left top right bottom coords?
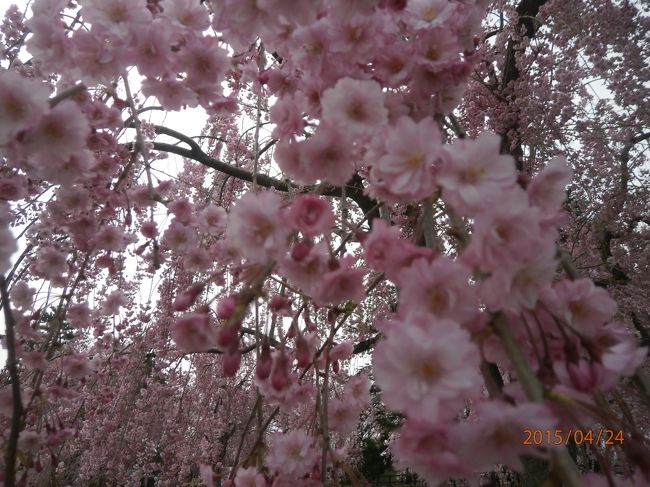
left=0, top=0, right=648, bottom=486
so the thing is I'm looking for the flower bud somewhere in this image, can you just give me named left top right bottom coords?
left=173, top=283, right=205, bottom=312
left=217, top=326, right=239, bottom=350
left=223, top=350, right=242, bottom=377
left=217, top=295, right=237, bottom=320
left=295, top=335, right=311, bottom=369
left=290, top=241, right=311, bottom=262
left=271, top=351, right=290, bottom=391
left=256, top=338, right=272, bottom=381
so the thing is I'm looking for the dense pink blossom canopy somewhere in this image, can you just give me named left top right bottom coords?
left=0, top=0, right=649, bottom=486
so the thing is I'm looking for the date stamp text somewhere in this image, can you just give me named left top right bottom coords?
left=523, top=429, right=624, bottom=446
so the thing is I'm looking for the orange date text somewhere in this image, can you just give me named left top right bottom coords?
left=522, top=428, right=624, bottom=446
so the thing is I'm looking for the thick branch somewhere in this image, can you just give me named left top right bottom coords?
left=620, top=132, right=650, bottom=193
left=352, top=334, right=379, bottom=355
left=499, top=0, right=548, bottom=170
left=1, top=275, right=23, bottom=487
left=148, top=125, right=379, bottom=218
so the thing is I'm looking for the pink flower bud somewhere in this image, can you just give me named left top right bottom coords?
left=223, top=350, right=242, bottom=377
left=256, top=338, right=272, bottom=381
left=135, top=242, right=148, bottom=255
left=217, top=326, right=239, bottom=350
left=141, top=222, right=158, bottom=238
left=173, top=283, right=205, bottom=312
left=290, top=241, right=311, bottom=262
left=332, top=360, right=340, bottom=374
left=217, top=295, right=237, bottom=320
left=269, top=295, right=290, bottom=313
left=271, top=352, right=290, bottom=391
left=295, top=335, right=311, bottom=369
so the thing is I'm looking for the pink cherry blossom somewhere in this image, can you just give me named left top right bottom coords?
left=320, top=78, right=388, bottom=137
left=328, top=396, right=360, bottom=435
left=274, top=139, right=313, bottom=185
left=62, top=353, right=96, bottom=378
left=481, top=242, right=557, bottom=312
left=415, top=27, right=461, bottom=72
left=598, top=325, right=648, bottom=377
left=552, top=278, right=618, bottom=336
left=94, top=225, right=126, bottom=252
left=10, top=281, right=35, bottom=310
left=182, top=36, right=229, bottom=87
left=280, top=241, right=330, bottom=294
left=528, top=156, right=573, bottom=215
left=234, top=467, right=266, bottom=487
left=329, top=341, right=353, bottom=362
left=22, top=351, right=48, bottom=371
left=79, top=0, right=151, bottom=37
left=344, top=373, right=371, bottom=409
left=161, top=0, right=210, bottom=31
left=67, top=302, right=93, bottom=329
left=18, top=430, right=44, bottom=453
left=313, top=257, right=367, bottom=307
left=368, top=116, right=442, bottom=202
left=75, top=32, right=126, bottom=81
left=171, top=311, right=218, bottom=353
left=197, top=204, right=227, bottom=235
left=1, top=1, right=648, bottom=483
left=285, top=194, right=335, bottom=237
left=297, top=123, right=356, bottom=186
left=462, top=188, right=547, bottom=272
left=32, top=246, right=67, bottom=280
left=102, top=290, right=127, bottom=315
left=270, top=94, right=306, bottom=139
left=373, top=314, right=482, bottom=420
left=168, top=198, right=194, bottom=225
left=461, top=401, right=558, bottom=472
left=142, top=77, right=198, bottom=111
left=161, top=220, right=198, bottom=253
left=266, top=429, right=318, bottom=479
left=0, top=175, right=28, bottom=201
left=407, top=0, right=457, bottom=28
left=0, top=70, right=49, bottom=145
left=392, top=418, right=472, bottom=486
left=438, top=132, right=517, bottom=215
left=397, top=256, right=478, bottom=324
left=131, top=24, right=175, bottom=79
left=141, top=222, right=158, bottom=239
left=226, top=191, right=290, bottom=264
left=24, top=101, right=90, bottom=160
left=362, top=219, right=433, bottom=280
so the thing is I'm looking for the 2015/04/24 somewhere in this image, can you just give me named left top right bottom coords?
left=523, top=428, right=624, bottom=446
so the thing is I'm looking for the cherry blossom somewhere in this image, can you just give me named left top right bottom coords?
left=266, top=429, right=318, bottom=479
left=320, top=78, right=388, bottom=137
left=0, top=0, right=647, bottom=485
left=226, top=191, right=290, bottom=264
left=0, top=70, right=49, bottom=145
left=438, top=132, right=517, bottom=215
left=373, top=314, right=482, bottom=420
left=171, top=311, right=218, bottom=353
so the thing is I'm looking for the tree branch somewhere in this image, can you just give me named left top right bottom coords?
left=620, top=132, right=650, bottom=193
left=147, top=125, right=380, bottom=218
left=499, top=0, right=548, bottom=170
left=1, top=275, right=23, bottom=487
